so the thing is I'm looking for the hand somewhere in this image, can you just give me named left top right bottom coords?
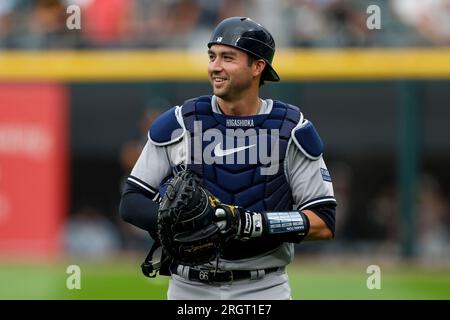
left=214, top=204, right=263, bottom=241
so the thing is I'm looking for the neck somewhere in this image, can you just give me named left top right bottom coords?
left=216, top=92, right=261, bottom=116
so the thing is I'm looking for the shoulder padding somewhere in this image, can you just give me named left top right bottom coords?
left=148, top=106, right=185, bottom=146
left=291, top=118, right=324, bottom=160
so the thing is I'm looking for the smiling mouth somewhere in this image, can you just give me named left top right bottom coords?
left=212, top=77, right=227, bottom=84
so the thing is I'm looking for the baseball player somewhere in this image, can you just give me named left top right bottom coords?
left=119, top=17, right=336, bottom=300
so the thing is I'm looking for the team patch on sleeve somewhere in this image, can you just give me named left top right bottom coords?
left=320, top=168, right=332, bottom=182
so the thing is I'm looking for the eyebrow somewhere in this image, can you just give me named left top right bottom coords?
left=208, top=49, right=238, bottom=56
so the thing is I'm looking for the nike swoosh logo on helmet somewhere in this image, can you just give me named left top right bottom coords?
left=214, top=143, right=256, bottom=157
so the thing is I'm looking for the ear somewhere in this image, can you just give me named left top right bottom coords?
left=253, top=59, right=266, bottom=78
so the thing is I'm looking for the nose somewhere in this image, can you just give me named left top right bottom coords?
left=209, top=57, right=223, bottom=72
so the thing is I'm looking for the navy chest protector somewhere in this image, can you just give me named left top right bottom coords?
left=181, top=96, right=301, bottom=259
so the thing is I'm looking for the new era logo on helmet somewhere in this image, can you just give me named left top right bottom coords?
left=216, top=37, right=223, bottom=42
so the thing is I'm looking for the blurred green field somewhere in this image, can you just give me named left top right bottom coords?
left=0, top=257, right=449, bottom=300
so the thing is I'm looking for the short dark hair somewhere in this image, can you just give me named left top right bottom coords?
left=247, top=54, right=266, bottom=87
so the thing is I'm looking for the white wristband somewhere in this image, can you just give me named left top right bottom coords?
left=251, top=213, right=263, bottom=238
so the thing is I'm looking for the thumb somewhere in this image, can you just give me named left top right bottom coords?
left=215, top=208, right=227, bottom=220
left=214, top=208, right=229, bottom=232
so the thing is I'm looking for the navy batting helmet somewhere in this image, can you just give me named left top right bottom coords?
left=208, top=17, right=280, bottom=82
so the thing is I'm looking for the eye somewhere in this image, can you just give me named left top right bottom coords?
left=208, top=54, right=215, bottom=61
left=224, top=56, right=233, bottom=61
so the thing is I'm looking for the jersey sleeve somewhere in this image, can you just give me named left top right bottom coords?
left=286, top=140, right=336, bottom=210
left=127, top=139, right=172, bottom=199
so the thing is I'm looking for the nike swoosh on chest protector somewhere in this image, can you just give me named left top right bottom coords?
left=213, top=143, right=256, bottom=157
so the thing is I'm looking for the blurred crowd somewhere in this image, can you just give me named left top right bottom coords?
left=1, top=0, right=450, bottom=49
left=330, top=165, right=450, bottom=263
left=63, top=107, right=162, bottom=260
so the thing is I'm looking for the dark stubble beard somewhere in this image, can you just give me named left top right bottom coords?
left=214, top=76, right=253, bottom=101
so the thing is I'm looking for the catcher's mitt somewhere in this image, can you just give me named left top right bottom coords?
left=157, top=170, right=233, bottom=266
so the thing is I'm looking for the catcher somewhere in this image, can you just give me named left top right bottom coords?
left=119, top=17, right=336, bottom=300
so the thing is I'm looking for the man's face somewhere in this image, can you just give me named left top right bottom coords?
left=207, top=45, right=254, bottom=100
